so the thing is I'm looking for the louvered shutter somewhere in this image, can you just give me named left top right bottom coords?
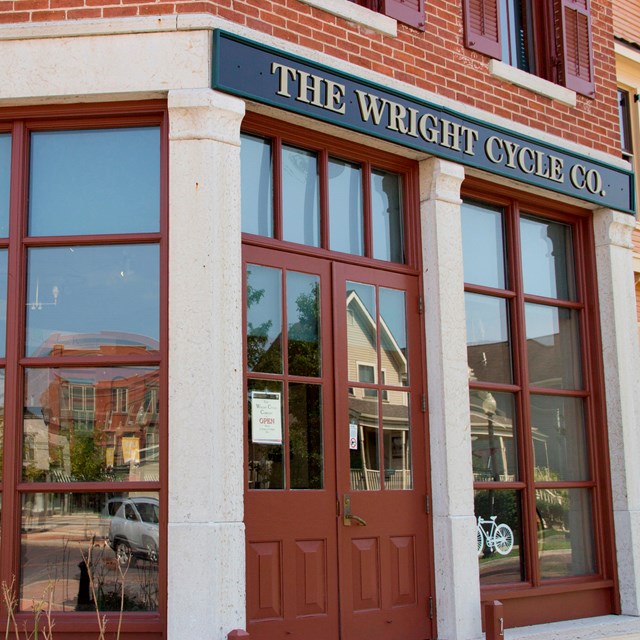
left=559, top=0, right=595, bottom=97
left=381, top=0, right=425, bottom=31
left=463, top=0, right=502, bottom=59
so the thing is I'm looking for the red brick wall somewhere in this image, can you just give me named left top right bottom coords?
left=0, top=0, right=621, bottom=156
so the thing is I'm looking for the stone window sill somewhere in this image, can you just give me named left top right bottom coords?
left=297, top=0, right=397, bottom=37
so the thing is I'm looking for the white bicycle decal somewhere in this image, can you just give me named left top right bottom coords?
left=477, top=516, right=514, bottom=556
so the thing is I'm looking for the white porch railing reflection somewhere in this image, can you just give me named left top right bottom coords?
left=350, top=468, right=412, bottom=490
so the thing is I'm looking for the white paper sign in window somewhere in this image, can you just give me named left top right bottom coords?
left=251, top=391, right=283, bottom=444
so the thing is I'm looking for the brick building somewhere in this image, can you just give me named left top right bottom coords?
left=1, top=1, right=640, bottom=639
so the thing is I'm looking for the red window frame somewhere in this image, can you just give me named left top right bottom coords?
left=0, top=101, right=168, bottom=640
left=463, top=177, right=617, bottom=628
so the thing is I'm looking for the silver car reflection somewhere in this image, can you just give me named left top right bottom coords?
left=107, top=497, right=159, bottom=565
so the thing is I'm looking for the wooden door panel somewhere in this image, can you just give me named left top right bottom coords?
left=247, top=541, right=283, bottom=622
left=295, top=539, right=328, bottom=616
left=350, top=537, right=381, bottom=610
left=390, top=535, right=417, bottom=607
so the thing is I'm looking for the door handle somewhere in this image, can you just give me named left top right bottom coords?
left=343, top=494, right=367, bottom=527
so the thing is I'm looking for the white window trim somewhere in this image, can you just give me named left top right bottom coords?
left=489, top=59, right=577, bottom=107
left=296, top=0, right=397, bottom=37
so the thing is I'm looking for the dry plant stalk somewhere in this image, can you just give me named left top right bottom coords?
left=1, top=577, right=55, bottom=640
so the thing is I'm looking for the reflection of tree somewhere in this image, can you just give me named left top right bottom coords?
left=70, top=430, right=106, bottom=481
left=246, top=274, right=278, bottom=372
left=288, top=283, right=320, bottom=377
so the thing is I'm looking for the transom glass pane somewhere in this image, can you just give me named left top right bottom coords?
left=531, top=395, right=588, bottom=481
left=289, top=383, right=323, bottom=489
left=287, top=271, right=320, bottom=378
left=0, top=133, right=10, bottom=237
left=349, top=390, right=379, bottom=490
left=537, top=488, right=595, bottom=578
left=465, top=293, right=512, bottom=384
left=470, top=390, right=517, bottom=481
left=382, top=391, right=412, bottom=490
left=29, top=127, right=160, bottom=236
left=26, top=245, right=159, bottom=357
left=329, top=158, right=363, bottom=255
left=475, top=489, right=524, bottom=584
left=22, top=367, right=160, bottom=483
left=282, top=145, right=320, bottom=247
left=462, top=201, right=506, bottom=289
left=520, top=215, right=576, bottom=300
left=246, top=264, right=282, bottom=374
left=241, top=133, right=273, bottom=237
left=371, top=169, right=404, bottom=263
left=525, top=304, right=582, bottom=389
left=20, top=491, right=159, bottom=612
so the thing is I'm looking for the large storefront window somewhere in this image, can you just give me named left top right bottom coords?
left=0, top=107, right=165, bottom=637
left=463, top=188, right=614, bottom=625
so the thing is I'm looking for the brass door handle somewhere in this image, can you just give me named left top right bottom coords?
left=343, top=494, right=367, bottom=527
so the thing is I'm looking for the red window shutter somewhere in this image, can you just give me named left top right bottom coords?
left=559, top=0, right=595, bottom=97
left=381, top=0, right=425, bottom=31
left=463, top=0, right=502, bottom=59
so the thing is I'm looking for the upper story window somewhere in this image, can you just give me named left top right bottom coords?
left=618, top=88, right=634, bottom=164
left=463, top=0, right=595, bottom=97
left=348, top=0, right=425, bottom=30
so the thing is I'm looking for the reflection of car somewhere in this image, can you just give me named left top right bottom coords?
left=107, top=498, right=159, bottom=565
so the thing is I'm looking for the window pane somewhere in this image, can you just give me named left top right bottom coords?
left=246, top=264, right=282, bottom=374
left=475, top=489, right=524, bottom=584
left=470, top=391, right=517, bottom=481
left=382, top=391, right=412, bottom=490
left=531, top=396, right=588, bottom=481
left=25, top=245, right=159, bottom=357
left=462, top=201, right=506, bottom=289
left=371, top=169, right=403, bottom=263
left=287, top=271, right=320, bottom=377
left=0, top=371, right=4, bottom=478
left=349, top=390, right=379, bottom=490
left=537, top=488, right=595, bottom=578
left=347, top=282, right=377, bottom=383
left=29, top=128, right=160, bottom=236
left=380, top=287, right=409, bottom=386
left=465, top=293, right=512, bottom=384
left=20, top=492, right=159, bottom=612
left=329, top=158, right=363, bottom=255
left=241, top=133, right=273, bottom=237
left=0, top=249, right=7, bottom=358
left=248, top=380, right=284, bottom=489
left=289, top=383, right=323, bottom=489
left=23, top=367, right=160, bottom=483
left=526, top=304, right=582, bottom=389
left=282, top=145, right=320, bottom=247
left=0, top=133, right=10, bottom=237
left=618, top=89, right=634, bottom=157
left=520, top=216, right=575, bottom=300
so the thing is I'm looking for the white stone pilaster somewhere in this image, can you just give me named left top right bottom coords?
left=593, top=208, right=640, bottom=617
left=167, top=88, right=246, bottom=639
left=419, top=157, right=483, bottom=640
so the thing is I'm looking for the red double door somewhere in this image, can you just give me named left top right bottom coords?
left=244, top=247, right=434, bottom=640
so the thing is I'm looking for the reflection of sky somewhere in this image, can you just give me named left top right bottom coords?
left=247, top=265, right=282, bottom=343
left=462, top=202, right=505, bottom=289
left=380, top=288, right=406, bottom=350
left=465, top=293, right=508, bottom=345
left=282, top=146, right=319, bottom=247
left=287, top=271, right=319, bottom=332
left=241, top=134, right=273, bottom=237
left=329, top=159, right=363, bottom=255
left=0, top=134, right=9, bottom=236
left=29, top=127, right=159, bottom=236
left=26, top=245, right=159, bottom=355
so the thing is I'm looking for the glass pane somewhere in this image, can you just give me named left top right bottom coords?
left=248, top=380, right=284, bottom=489
left=465, top=293, right=512, bottom=384
left=0, top=133, right=10, bottom=236
left=329, top=158, right=363, bottom=255
left=347, top=282, right=377, bottom=383
left=520, top=215, right=575, bottom=300
left=531, top=396, right=588, bottom=481
left=289, top=383, right=323, bottom=489
left=29, top=128, right=160, bottom=236
left=241, top=133, right=273, bottom=237
left=287, top=271, right=320, bottom=377
left=380, top=287, right=409, bottom=386
left=382, top=391, right=412, bottom=490
left=23, top=367, right=160, bottom=483
left=371, top=169, right=403, bottom=263
left=0, top=250, right=7, bottom=358
left=537, top=488, right=595, bottom=578
left=282, top=145, right=320, bottom=247
left=246, top=265, right=282, bottom=374
left=349, top=390, right=379, bottom=490
left=20, top=492, right=159, bottom=612
left=462, top=201, right=506, bottom=289
left=526, top=304, right=582, bottom=389
left=470, top=390, right=517, bottom=481
left=26, top=245, right=159, bottom=357
left=475, top=489, right=525, bottom=584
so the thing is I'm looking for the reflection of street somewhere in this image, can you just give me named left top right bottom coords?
left=21, top=513, right=158, bottom=612
left=479, top=545, right=522, bottom=585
